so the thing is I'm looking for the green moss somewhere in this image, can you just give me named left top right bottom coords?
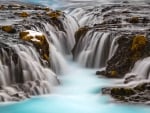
left=111, top=87, right=135, bottom=96
left=20, top=31, right=29, bottom=39
left=129, top=16, right=139, bottom=23
left=130, top=35, right=148, bottom=62
left=0, top=5, right=4, bottom=10
left=19, top=12, right=29, bottom=18
left=20, top=31, right=49, bottom=61
left=134, top=83, right=147, bottom=91
left=131, top=35, right=147, bottom=51
left=47, top=10, right=62, bottom=18
left=43, top=7, right=51, bottom=12
left=75, top=26, right=89, bottom=42
left=1, top=25, right=16, bottom=33
left=110, top=70, right=118, bottom=76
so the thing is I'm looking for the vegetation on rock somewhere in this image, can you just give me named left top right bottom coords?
left=74, top=26, right=89, bottom=43
left=19, top=12, right=29, bottom=17
left=110, top=70, right=118, bottom=76
left=1, top=25, right=16, bottom=33
left=47, top=10, right=62, bottom=18
left=131, top=35, right=147, bottom=51
left=103, top=82, right=150, bottom=103
left=20, top=31, right=50, bottom=61
left=97, top=34, right=149, bottom=78
left=129, top=16, right=139, bottom=23
left=72, top=26, right=89, bottom=55
left=111, top=87, right=135, bottom=96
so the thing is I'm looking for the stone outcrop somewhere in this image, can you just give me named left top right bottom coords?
left=102, top=82, right=150, bottom=104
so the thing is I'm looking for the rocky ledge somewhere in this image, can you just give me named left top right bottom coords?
left=102, top=82, right=150, bottom=104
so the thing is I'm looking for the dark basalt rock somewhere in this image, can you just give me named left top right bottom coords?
left=102, top=82, right=150, bottom=104
left=1, top=25, right=16, bottom=33
left=96, top=34, right=150, bottom=78
left=124, top=75, right=137, bottom=84
left=72, top=26, right=90, bottom=57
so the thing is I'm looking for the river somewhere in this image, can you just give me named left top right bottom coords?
left=0, top=0, right=150, bottom=113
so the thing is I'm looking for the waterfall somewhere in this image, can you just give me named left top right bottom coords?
left=50, top=44, right=69, bottom=74
left=0, top=43, right=59, bottom=101
left=125, top=57, right=150, bottom=80
left=20, top=12, right=78, bottom=73
left=74, top=29, right=113, bottom=68
left=67, top=7, right=103, bottom=27
left=0, top=3, right=79, bottom=100
left=29, top=14, right=79, bottom=55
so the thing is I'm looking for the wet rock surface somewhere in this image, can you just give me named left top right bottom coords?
left=0, top=80, right=51, bottom=102
left=102, top=82, right=150, bottom=104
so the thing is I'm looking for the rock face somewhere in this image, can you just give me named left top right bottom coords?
left=97, top=35, right=150, bottom=78
left=20, top=30, right=50, bottom=61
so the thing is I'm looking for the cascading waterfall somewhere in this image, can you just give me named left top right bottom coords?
left=67, top=6, right=103, bottom=27
left=0, top=3, right=80, bottom=101
left=30, top=15, right=79, bottom=55
left=20, top=12, right=79, bottom=73
left=74, top=29, right=119, bottom=68
left=77, top=31, right=110, bottom=68
left=0, top=1, right=150, bottom=113
left=125, top=57, right=150, bottom=80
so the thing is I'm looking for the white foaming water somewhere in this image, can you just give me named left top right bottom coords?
left=0, top=60, right=150, bottom=113
left=75, top=30, right=116, bottom=68
left=32, top=15, right=78, bottom=54
left=125, top=57, right=150, bottom=80
left=50, top=44, right=69, bottom=74
left=108, top=35, right=119, bottom=59
left=11, top=44, right=58, bottom=86
left=67, top=7, right=103, bottom=27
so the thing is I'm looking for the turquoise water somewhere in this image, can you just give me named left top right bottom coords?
left=0, top=60, right=150, bottom=113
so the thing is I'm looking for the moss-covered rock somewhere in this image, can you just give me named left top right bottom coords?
left=131, top=35, right=147, bottom=51
left=1, top=25, right=16, bottom=33
left=74, top=26, right=89, bottom=42
left=110, top=70, right=118, bottom=76
left=0, top=5, right=4, bottom=10
left=19, top=12, right=29, bottom=18
left=43, top=7, right=51, bottom=12
left=20, top=30, right=49, bottom=61
left=129, top=16, right=139, bottom=23
left=102, top=82, right=150, bottom=104
left=111, top=87, right=135, bottom=96
left=47, top=10, right=62, bottom=19
left=97, top=34, right=149, bottom=78
left=72, top=26, right=90, bottom=55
